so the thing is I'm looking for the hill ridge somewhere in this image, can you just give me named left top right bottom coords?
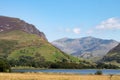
left=0, top=16, right=47, bottom=40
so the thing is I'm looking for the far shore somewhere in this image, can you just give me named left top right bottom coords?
left=11, top=66, right=120, bottom=70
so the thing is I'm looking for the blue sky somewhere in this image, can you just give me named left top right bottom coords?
left=0, top=0, right=120, bottom=41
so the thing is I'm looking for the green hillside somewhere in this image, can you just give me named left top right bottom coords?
left=0, top=30, right=79, bottom=63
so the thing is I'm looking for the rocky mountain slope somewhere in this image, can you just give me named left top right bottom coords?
left=0, top=16, right=46, bottom=40
left=52, top=37, right=119, bottom=60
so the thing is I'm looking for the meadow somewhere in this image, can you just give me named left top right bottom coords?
left=0, top=73, right=120, bottom=80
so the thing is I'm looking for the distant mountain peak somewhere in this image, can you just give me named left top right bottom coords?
left=79, top=36, right=101, bottom=40
left=0, top=16, right=47, bottom=40
left=52, top=37, right=119, bottom=60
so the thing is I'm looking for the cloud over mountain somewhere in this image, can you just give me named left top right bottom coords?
left=96, top=17, right=120, bottom=30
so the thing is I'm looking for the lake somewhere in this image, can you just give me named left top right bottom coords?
left=12, top=69, right=120, bottom=75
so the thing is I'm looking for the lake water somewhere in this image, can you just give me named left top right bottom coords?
left=12, top=69, right=120, bottom=75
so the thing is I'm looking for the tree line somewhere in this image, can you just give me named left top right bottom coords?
left=0, top=55, right=119, bottom=72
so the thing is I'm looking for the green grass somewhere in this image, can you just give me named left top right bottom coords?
left=8, top=43, right=79, bottom=62
left=0, top=30, right=78, bottom=62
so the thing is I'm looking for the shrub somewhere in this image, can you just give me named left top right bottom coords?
left=95, top=70, right=102, bottom=75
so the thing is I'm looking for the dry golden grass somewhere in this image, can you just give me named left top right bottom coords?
left=0, top=73, right=119, bottom=80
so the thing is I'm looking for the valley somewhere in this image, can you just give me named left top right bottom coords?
left=0, top=16, right=120, bottom=73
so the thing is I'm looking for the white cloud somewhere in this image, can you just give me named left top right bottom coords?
left=73, top=28, right=81, bottom=34
left=96, top=17, right=120, bottom=30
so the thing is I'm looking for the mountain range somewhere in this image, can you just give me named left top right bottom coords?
left=52, top=37, right=119, bottom=60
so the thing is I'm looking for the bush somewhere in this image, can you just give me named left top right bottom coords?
left=0, top=58, right=11, bottom=72
left=95, top=70, right=102, bottom=75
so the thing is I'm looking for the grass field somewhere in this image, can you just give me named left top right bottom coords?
left=0, top=73, right=120, bottom=80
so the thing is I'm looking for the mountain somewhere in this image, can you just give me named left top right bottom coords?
left=102, top=43, right=120, bottom=64
left=0, top=16, right=47, bottom=40
left=0, top=16, right=78, bottom=66
left=52, top=37, right=119, bottom=60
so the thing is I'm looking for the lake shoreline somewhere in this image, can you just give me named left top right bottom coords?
left=11, top=69, right=120, bottom=75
